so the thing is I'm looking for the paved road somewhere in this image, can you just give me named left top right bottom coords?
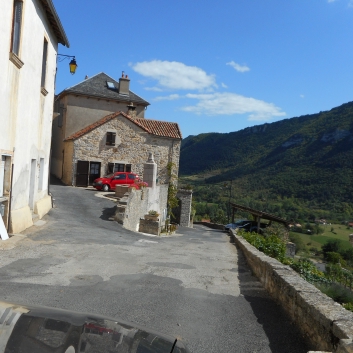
left=0, top=180, right=312, bottom=353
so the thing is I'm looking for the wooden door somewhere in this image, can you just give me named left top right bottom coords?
left=89, top=162, right=101, bottom=185
left=76, top=161, right=89, bottom=187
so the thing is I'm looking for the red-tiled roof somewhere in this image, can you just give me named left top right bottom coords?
left=135, top=118, right=182, bottom=139
left=64, top=111, right=182, bottom=141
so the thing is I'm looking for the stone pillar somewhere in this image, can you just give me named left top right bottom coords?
left=143, top=153, right=157, bottom=189
left=176, top=189, right=193, bottom=227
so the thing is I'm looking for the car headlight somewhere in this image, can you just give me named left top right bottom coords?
left=96, top=181, right=103, bottom=184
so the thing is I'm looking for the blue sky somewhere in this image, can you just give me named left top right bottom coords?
left=54, top=0, right=353, bottom=138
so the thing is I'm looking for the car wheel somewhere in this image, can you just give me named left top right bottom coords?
left=102, top=184, right=109, bottom=192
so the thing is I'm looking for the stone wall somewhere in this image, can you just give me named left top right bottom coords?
left=66, top=115, right=180, bottom=186
left=176, top=189, right=193, bottom=227
left=230, top=230, right=353, bottom=353
left=115, top=184, right=168, bottom=233
left=193, top=221, right=225, bottom=230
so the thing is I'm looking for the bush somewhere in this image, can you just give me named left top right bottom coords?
left=322, top=239, right=341, bottom=259
left=290, top=259, right=328, bottom=284
left=289, top=232, right=306, bottom=254
left=240, top=231, right=286, bottom=262
left=316, top=283, right=353, bottom=304
left=325, top=252, right=346, bottom=267
left=343, top=302, right=353, bottom=312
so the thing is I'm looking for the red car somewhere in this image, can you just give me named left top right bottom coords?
left=93, top=172, right=140, bottom=191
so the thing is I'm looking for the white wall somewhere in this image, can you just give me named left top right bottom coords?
left=0, top=0, right=61, bottom=232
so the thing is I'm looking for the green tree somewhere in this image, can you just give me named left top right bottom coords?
left=322, top=240, right=341, bottom=260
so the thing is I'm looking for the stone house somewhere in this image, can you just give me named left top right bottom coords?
left=61, top=111, right=182, bottom=187
left=0, top=0, right=69, bottom=236
left=51, top=72, right=182, bottom=187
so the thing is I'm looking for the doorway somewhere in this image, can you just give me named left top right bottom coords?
left=89, top=162, right=101, bottom=185
left=76, top=161, right=89, bottom=187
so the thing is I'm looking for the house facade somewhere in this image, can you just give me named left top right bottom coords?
left=52, top=73, right=182, bottom=187
left=0, top=0, right=69, bottom=235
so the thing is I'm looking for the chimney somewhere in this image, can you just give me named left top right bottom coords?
left=127, top=102, right=137, bottom=119
left=119, top=71, right=130, bottom=95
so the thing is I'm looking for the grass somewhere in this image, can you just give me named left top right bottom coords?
left=291, top=223, right=353, bottom=252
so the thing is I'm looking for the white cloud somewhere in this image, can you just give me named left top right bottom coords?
left=300, top=94, right=305, bottom=98
left=349, top=0, right=353, bottom=7
left=144, top=87, right=163, bottom=92
left=327, top=0, right=337, bottom=2
left=226, top=61, right=250, bottom=73
left=221, top=82, right=228, bottom=88
left=130, top=60, right=216, bottom=90
left=154, top=94, right=181, bottom=101
left=182, top=92, right=285, bottom=121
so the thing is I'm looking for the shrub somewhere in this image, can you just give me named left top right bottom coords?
left=316, top=283, right=353, bottom=304
left=240, top=231, right=286, bottom=262
left=343, top=302, right=353, bottom=312
left=290, top=259, right=328, bottom=284
left=325, top=252, right=346, bottom=266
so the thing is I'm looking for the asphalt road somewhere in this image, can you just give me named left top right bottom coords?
left=0, top=180, right=312, bottom=353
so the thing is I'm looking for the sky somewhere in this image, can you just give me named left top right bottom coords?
left=53, top=0, right=353, bottom=138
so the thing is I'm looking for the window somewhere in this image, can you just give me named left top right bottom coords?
left=106, top=132, right=116, bottom=146
left=114, top=173, right=126, bottom=180
left=107, top=163, right=131, bottom=173
left=106, top=81, right=116, bottom=90
left=11, top=1, right=23, bottom=56
left=128, top=174, right=136, bottom=180
left=41, top=39, right=48, bottom=88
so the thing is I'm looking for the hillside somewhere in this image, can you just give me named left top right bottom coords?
left=179, top=102, right=353, bottom=221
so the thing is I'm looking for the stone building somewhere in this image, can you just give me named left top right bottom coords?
left=51, top=72, right=182, bottom=187
left=61, top=111, right=182, bottom=187
left=0, top=0, right=69, bottom=236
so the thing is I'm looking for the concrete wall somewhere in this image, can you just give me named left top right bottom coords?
left=62, top=94, right=145, bottom=138
left=230, top=230, right=353, bottom=353
left=65, top=114, right=180, bottom=186
left=0, top=0, right=60, bottom=233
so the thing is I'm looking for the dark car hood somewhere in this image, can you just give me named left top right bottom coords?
left=0, top=301, right=190, bottom=353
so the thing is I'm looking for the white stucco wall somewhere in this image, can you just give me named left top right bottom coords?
left=0, top=0, right=62, bottom=233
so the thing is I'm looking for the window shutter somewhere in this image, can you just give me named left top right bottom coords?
left=108, top=163, right=114, bottom=174
left=41, top=40, right=48, bottom=87
left=111, top=133, right=116, bottom=146
left=106, top=132, right=112, bottom=145
left=12, top=1, right=23, bottom=55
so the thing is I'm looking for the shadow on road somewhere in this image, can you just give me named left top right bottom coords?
left=100, top=206, right=116, bottom=221
left=232, top=238, right=313, bottom=353
left=50, top=174, right=66, bottom=186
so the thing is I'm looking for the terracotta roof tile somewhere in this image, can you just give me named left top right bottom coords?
left=64, top=112, right=182, bottom=141
left=136, top=118, right=182, bottom=139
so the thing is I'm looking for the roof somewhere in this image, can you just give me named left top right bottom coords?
left=38, top=0, right=69, bottom=47
left=230, top=202, right=290, bottom=226
left=64, top=111, right=182, bottom=141
left=57, top=73, right=150, bottom=106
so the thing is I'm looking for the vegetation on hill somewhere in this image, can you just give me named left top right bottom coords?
left=180, top=101, right=353, bottom=222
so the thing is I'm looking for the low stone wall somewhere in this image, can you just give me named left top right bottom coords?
left=193, top=221, right=224, bottom=230
left=230, top=230, right=353, bottom=353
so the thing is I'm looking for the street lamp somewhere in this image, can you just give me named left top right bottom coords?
left=57, top=54, right=78, bottom=75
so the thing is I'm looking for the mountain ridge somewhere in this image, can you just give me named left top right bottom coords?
left=179, top=101, right=353, bottom=220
